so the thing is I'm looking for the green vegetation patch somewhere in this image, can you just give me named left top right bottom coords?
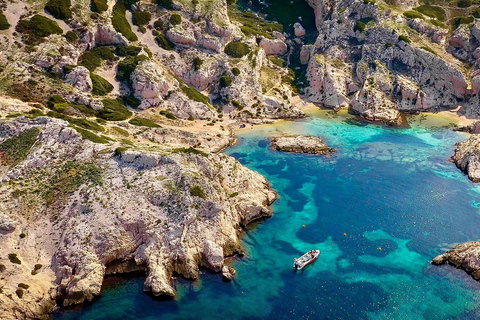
left=47, top=110, right=105, bottom=131
left=193, top=57, right=203, bottom=71
left=171, top=147, right=207, bottom=157
left=0, top=11, right=10, bottom=30
left=45, top=0, right=72, bottom=20
left=128, top=117, right=160, bottom=127
left=18, top=283, right=29, bottom=289
left=228, top=6, right=282, bottom=39
left=91, top=0, right=108, bottom=12
left=0, top=128, right=39, bottom=165
left=155, top=33, right=174, bottom=50
left=155, top=0, right=173, bottom=9
left=190, top=185, right=206, bottom=199
left=219, top=75, right=233, bottom=87
left=116, top=54, right=148, bottom=82
left=115, top=45, right=141, bottom=57
left=111, top=126, right=129, bottom=136
left=65, top=30, right=78, bottom=42
left=73, top=126, right=110, bottom=143
left=132, top=11, right=152, bottom=26
left=16, top=15, right=63, bottom=40
left=112, top=0, right=138, bottom=41
left=159, top=110, right=177, bottom=119
left=8, top=254, right=21, bottom=264
left=169, top=13, right=182, bottom=25
left=79, top=46, right=116, bottom=72
left=420, top=45, right=437, bottom=55
left=457, top=0, right=472, bottom=8
left=474, top=8, right=480, bottom=18
left=403, top=10, right=424, bottom=20
left=42, top=161, right=103, bottom=205
left=452, top=16, right=474, bottom=28
left=91, top=73, right=114, bottom=96
left=98, top=98, right=132, bottom=121
left=224, top=41, right=251, bottom=58
left=181, top=84, right=211, bottom=106
left=268, top=56, right=284, bottom=67
left=413, top=5, right=446, bottom=21
left=398, top=35, right=411, bottom=43
left=231, top=67, right=241, bottom=76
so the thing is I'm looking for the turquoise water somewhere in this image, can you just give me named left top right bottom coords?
left=56, top=112, right=480, bottom=319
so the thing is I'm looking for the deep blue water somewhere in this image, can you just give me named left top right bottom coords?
left=55, top=112, right=480, bottom=319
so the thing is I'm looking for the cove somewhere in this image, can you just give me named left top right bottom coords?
left=55, top=110, right=480, bottom=320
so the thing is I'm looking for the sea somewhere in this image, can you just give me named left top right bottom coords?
left=55, top=109, right=480, bottom=319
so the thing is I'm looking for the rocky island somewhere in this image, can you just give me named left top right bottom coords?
left=0, top=0, right=479, bottom=317
left=271, top=135, right=336, bottom=155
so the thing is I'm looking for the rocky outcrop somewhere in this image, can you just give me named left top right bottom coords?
left=64, top=66, right=92, bottom=93
left=451, top=134, right=480, bottom=182
left=270, top=135, right=336, bottom=155
left=221, top=265, right=236, bottom=281
left=95, top=24, right=128, bottom=46
left=294, top=22, right=306, bottom=37
left=258, top=38, right=287, bottom=56
left=131, top=61, right=173, bottom=109
left=0, top=117, right=277, bottom=319
left=433, top=241, right=480, bottom=280
left=350, top=79, right=401, bottom=125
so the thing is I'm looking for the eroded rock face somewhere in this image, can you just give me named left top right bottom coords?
left=0, top=117, right=277, bottom=318
left=350, top=79, right=401, bottom=125
left=270, top=135, right=336, bottom=155
left=452, top=134, right=480, bottom=182
left=433, top=241, right=480, bottom=280
left=65, top=66, right=92, bottom=93
left=131, top=61, right=173, bottom=109
left=258, top=38, right=288, bottom=56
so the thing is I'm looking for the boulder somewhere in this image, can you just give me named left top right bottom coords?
left=64, top=66, right=92, bottom=93
left=258, top=38, right=287, bottom=56
left=294, top=22, right=306, bottom=37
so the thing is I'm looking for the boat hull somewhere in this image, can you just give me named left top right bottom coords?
left=293, top=250, right=320, bottom=270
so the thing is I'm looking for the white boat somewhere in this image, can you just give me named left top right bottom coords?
left=293, top=249, right=320, bottom=270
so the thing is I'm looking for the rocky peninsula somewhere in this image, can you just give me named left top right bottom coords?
left=271, top=135, right=336, bottom=155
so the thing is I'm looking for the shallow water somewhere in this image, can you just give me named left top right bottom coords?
left=55, top=112, right=480, bottom=319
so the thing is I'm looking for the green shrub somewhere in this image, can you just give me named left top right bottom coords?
left=474, top=8, right=480, bottom=18
left=45, top=0, right=72, bottom=20
left=128, top=117, right=160, bottom=127
left=112, top=0, right=138, bottom=41
left=64, top=30, right=78, bottom=42
left=98, top=98, right=132, bottom=121
left=115, top=45, right=141, bottom=56
left=91, top=73, right=114, bottom=96
left=430, top=19, right=448, bottom=29
left=47, top=111, right=105, bottom=131
left=193, top=57, right=203, bottom=71
left=224, top=41, right=251, bottom=58
left=91, top=0, right=108, bottom=12
left=73, top=126, right=110, bottom=143
left=79, top=46, right=115, bottom=72
left=116, top=55, right=148, bottom=82
left=8, top=253, right=21, bottom=264
left=0, top=264, right=5, bottom=272
left=153, top=19, right=164, bottom=30
left=403, top=10, right=424, bottom=20
left=413, top=5, right=446, bottom=21
left=0, top=12, right=10, bottom=30
left=31, top=264, right=42, bottom=275
left=16, top=15, right=63, bottom=38
left=123, top=95, right=141, bottom=108
left=420, top=46, right=436, bottom=55
left=453, top=16, right=474, bottom=28
left=457, top=0, right=472, bottom=7
left=385, top=42, right=393, bottom=48
left=132, top=11, right=151, bottom=26
left=398, top=35, right=411, bottom=43
left=229, top=192, right=239, bottom=198
left=19, top=233, right=26, bottom=238
left=47, top=95, right=66, bottom=108
left=354, top=21, right=366, bottom=32
left=231, top=100, right=243, bottom=109
left=169, top=13, right=182, bottom=25
left=268, top=56, right=284, bottom=67
left=156, top=0, right=173, bottom=9
left=219, top=75, right=233, bottom=87
left=0, top=128, right=39, bottom=165
left=190, top=186, right=206, bottom=199
left=18, top=283, right=29, bottom=289
left=171, top=147, right=207, bottom=156
left=16, top=289, right=24, bottom=298
left=231, top=67, right=241, bottom=76
left=159, top=110, right=177, bottom=119
left=112, top=126, right=129, bottom=136
left=155, top=33, right=174, bottom=50
left=181, top=84, right=211, bottom=106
